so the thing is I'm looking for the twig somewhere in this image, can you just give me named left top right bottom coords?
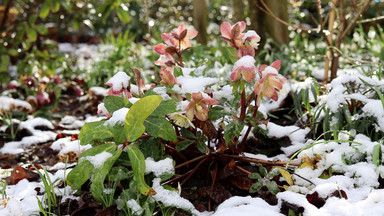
left=338, top=0, right=372, bottom=43
left=235, top=165, right=251, bottom=175
left=181, top=158, right=209, bottom=186
left=357, top=15, right=384, bottom=24
left=0, top=0, right=12, bottom=32
left=161, top=169, right=193, bottom=186
left=221, top=154, right=300, bottom=166
left=175, top=154, right=208, bottom=169
left=257, top=0, right=318, bottom=33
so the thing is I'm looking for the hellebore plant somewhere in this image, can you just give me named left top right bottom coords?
left=68, top=21, right=288, bottom=214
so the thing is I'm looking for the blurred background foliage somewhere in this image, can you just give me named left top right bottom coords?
left=0, top=0, right=384, bottom=88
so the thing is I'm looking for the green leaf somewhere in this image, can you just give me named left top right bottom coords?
left=35, top=25, right=48, bottom=35
left=277, top=167, right=293, bottom=186
left=175, top=140, right=195, bottom=151
left=372, top=144, right=381, bottom=166
left=259, top=165, right=267, bottom=177
left=67, top=143, right=118, bottom=192
left=107, top=166, right=133, bottom=181
left=265, top=180, right=280, bottom=195
left=180, top=128, right=196, bottom=139
left=139, top=137, right=164, bottom=161
left=28, top=14, right=38, bottom=25
left=91, top=147, right=122, bottom=202
left=66, top=160, right=93, bottom=192
left=104, top=95, right=131, bottom=114
left=267, top=167, right=280, bottom=178
left=249, top=181, right=263, bottom=193
left=249, top=173, right=262, bottom=179
left=7, top=49, right=18, bottom=57
left=197, top=141, right=207, bottom=153
left=174, top=67, right=183, bottom=77
left=208, top=106, right=229, bottom=121
left=116, top=4, right=131, bottom=23
left=143, top=87, right=178, bottom=116
left=223, top=47, right=238, bottom=64
left=124, top=95, right=162, bottom=142
left=0, top=55, right=10, bottom=72
left=126, top=145, right=156, bottom=196
left=26, top=28, right=37, bottom=42
left=111, top=124, right=126, bottom=144
left=52, top=0, right=60, bottom=13
left=79, top=121, right=114, bottom=146
left=40, top=0, right=51, bottom=18
left=144, top=116, right=177, bottom=142
left=224, top=121, right=245, bottom=145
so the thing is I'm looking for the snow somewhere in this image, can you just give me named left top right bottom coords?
left=145, top=157, right=174, bottom=177
left=263, top=66, right=278, bottom=76
left=51, top=137, right=92, bottom=156
left=89, top=86, right=109, bottom=96
left=0, top=118, right=56, bottom=154
left=0, top=179, right=40, bottom=215
left=59, top=115, right=85, bottom=129
left=213, top=196, right=283, bottom=216
left=243, top=30, right=260, bottom=42
left=361, top=99, right=384, bottom=131
left=152, top=86, right=171, bottom=100
left=233, top=56, right=255, bottom=70
left=127, top=199, right=143, bottom=215
left=173, top=76, right=218, bottom=95
left=151, top=178, right=203, bottom=216
left=212, top=85, right=234, bottom=101
left=81, top=151, right=113, bottom=169
left=105, top=71, right=130, bottom=92
left=267, top=122, right=311, bottom=155
left=0, top=96, right=32, bottom=113
left=104, top=107, right=129, bottom=127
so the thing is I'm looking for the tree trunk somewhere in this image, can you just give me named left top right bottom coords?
left=262, top=0, right=289, bottom=45
left=192, top=0, right=208, bottom=45
left=232, top=0, right=245, bottom=22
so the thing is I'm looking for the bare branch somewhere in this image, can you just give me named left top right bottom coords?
left=257, top=0, right=318, bottom=33
left=339, top=0, right=372, bottom=42
left=357, top=15, right=384, bottom=24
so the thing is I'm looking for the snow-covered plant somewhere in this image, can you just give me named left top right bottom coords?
left=67, top=22, right=288, bottom=214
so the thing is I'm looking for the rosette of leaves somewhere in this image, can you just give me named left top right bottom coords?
left=248, top=166, right=281, bottom=195
left=67, top=93, right=180, bottom=205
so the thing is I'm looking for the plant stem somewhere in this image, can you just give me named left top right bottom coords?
left=221, top=154, right=300, bottom=166
left=181, top=158, right=209, bottom=186
left=238, top=96, right=258, bottom=151
left=235, top=165, right=251, bottom=175
left=239, top=89, right=247, bottom=121
left=175, top=154, right=208, bottom=169
left=177, top=53, right=184, bottom=67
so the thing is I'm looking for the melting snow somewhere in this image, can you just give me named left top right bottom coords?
left=145, top=157, right=174, bottom=177
left=81, top=151, right=113, bottom=169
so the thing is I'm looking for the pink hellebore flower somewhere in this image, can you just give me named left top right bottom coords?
left=253, top=60, right=287, bottom=106
left=161, top=33, right=177, bottom=47
left=220, top=21, right=246, bottom=48
left=243, top=30, right=261, bottom=49
left=185, top=92, right=219, bottom=121
left=104, top=71, right=132, bottom=99
left=231, top=55, right=256, bottom=83
left=171, top=24, right=198, bottom=50
left=97, top=103, right=110, bottom=118
left=155, top=53, right=176, bottom=71
left=36, top=92, right=50, bottom=104
left=159, top=67, right=177, bottom=85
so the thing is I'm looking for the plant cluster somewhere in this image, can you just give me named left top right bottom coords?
left=65, top=21, right=290, bottom=214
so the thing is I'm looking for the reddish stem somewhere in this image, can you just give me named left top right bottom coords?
left=239, top=89, right=247, bottom=121
left=235, top=165, right=251, bottom=175
left=181, top=158, right=209, bottom=186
